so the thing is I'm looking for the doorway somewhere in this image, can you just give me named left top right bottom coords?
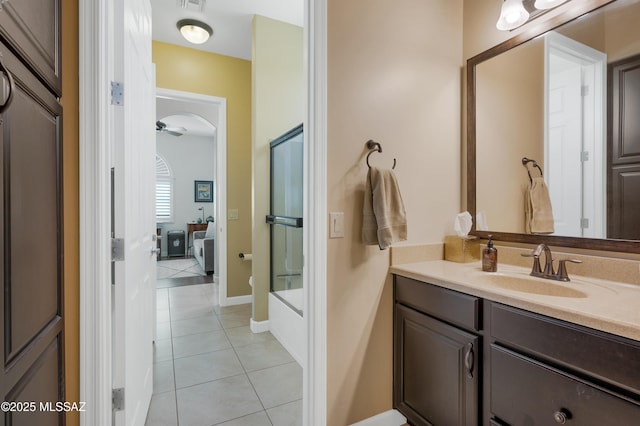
left=78, top=1, right=328, bottom=424
left=155, top=89, right=228, bottom=305
left=544, top=31, right=606, bottom=238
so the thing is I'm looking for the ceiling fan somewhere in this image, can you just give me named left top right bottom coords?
left=156, top=120, right=187, bottom=137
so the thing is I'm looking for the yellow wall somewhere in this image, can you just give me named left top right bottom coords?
left=153, top=42, right=252, bottom=298
left=326, top=0, right=463, bottom=423
left=251, top=16, right=304, bottom=321
left=62, top=0, right=79, bottom=424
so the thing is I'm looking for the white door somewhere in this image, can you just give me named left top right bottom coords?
left=545, top=32, right=607, bottom=238
left=112, top=0, right=156, bottom=425
left=547, top=54, right=583, bottom=237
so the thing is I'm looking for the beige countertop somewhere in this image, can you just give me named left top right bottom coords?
left=390, top=260, right=640, bottom=342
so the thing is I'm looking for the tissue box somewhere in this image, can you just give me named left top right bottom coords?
left=444, top=236, right=480, bottom=263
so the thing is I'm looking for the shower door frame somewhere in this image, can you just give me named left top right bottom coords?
left=267, top=124, right=304, bottom=316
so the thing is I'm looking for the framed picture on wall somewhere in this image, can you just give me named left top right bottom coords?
left=194, top=180, right=214, bottom=202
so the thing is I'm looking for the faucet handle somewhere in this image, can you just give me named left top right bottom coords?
left=521, top=252, right=543, bottom=275
left=555, top=259, right=582, bottom=282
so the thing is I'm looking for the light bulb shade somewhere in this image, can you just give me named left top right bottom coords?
left=177, top=19, right=213, bottom=44
left=534, top=0, right=568, bottom=9
left=496, top=0, right=530, bottom=31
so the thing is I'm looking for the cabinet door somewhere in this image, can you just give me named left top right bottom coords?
left=0, top=41, right=63, bottom=426
left=0, top=0, right=61, bottom=95
left=394, top=304, right=479, bottom=426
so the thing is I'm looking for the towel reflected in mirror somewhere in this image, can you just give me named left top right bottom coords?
left=525, top=176, right=554, bottom=234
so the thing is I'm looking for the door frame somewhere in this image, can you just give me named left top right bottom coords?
left=155, top=88, right=228, bottom=305
left=79, top=0, right=328, bottom=425
left=79, top=1, right=115, bottom=425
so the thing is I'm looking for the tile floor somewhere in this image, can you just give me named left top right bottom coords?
left=146, top=281, right=302, bottom=425
left=157, top=258, right=205, bottom=280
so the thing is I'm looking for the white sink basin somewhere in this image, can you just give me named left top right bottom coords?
left=477, top=274, right=588, bottom=298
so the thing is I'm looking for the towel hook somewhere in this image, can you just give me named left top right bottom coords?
left=366, top=140, right=396, bottom=169
left=522, top=157, right=543, bottom=184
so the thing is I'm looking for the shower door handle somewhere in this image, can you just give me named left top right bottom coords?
left=265, top=215, right=303, bottom=228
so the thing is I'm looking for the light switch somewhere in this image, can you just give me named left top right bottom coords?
left=228, top=209, right=239, bottom=220
left=330, top=212, right=344, bottom=238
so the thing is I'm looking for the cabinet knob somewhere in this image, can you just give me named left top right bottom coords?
left=553, top=409, right=571, bottom=424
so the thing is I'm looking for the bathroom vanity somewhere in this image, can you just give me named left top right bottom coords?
left=391, top=262, right=640, bottom=426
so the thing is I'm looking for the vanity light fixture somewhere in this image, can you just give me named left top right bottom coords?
left=534, top=0, right=568, bottom=9
left=496, top=0, right=530, bottom=31
left=177, top=19, right=213, bottom=44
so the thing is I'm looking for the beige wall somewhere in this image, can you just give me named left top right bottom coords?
left=153, top=42, right=253, bottom=298
left=326, top=0, right=463, bottom=423
left=62, top=0, right=79, bottom=424
left=251, top=16, right=304, bottom=321
left=476, top=39, right=544, bottom=233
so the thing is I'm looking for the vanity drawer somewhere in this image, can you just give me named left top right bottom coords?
left=490, top=302, right=640, bottom=395
left=394, top=275, right=481, bottom=332
left=491, top=345, right=640, bottom=426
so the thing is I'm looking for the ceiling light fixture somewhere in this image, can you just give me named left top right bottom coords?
left=534, top=0, right=568, bottom=9
left=177, top=19, right=213, bottom=44
left=496, top=0, right=529, bottom=31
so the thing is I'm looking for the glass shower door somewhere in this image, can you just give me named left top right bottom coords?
left=267, top=124, right=303, bottom=316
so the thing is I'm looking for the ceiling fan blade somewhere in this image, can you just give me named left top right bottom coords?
left=166, top=130, right=184, bottom=137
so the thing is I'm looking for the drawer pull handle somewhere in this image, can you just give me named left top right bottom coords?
left=464, top=343, right=474, bottom=379
left=553, top=409, right=571, bottom=424
left=0, top=56, right=15, bottom=114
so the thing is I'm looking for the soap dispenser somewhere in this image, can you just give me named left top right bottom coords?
left=482, top=235, right=498, bottom=272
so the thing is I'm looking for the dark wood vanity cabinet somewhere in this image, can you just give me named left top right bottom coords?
left=393, top=275, right=640, bottom=426
left=394, top=276, right=481, bottom=426
left=488, top=303, right=640, bottom=426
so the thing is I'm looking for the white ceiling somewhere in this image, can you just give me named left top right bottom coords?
left=151, top=0, right=304, bottom=60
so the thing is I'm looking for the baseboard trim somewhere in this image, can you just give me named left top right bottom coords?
left=350, top=409, right=407, bottom=426
left=222, top=294, right=252, bottom=307
left=250, top=318, right=270, bottom=334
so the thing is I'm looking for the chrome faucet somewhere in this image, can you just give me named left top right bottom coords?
left=521, top=244, right=582, bottom=282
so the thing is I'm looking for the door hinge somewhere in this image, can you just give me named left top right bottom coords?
left=581, top=151, right=590, bottom=162
left=112, top=238, right=125, bottom=262
left=111, top=81, right=124, bottom=106
left=581, top=218, right=590, bottom=229
left=581, top=85, right=589, bottom=97
left=112, top=388, right=125, bottom=412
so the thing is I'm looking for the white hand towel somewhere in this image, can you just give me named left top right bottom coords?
left=526, top=176, right=554, bottom=234
left=363, top=167, right=407, bottom=250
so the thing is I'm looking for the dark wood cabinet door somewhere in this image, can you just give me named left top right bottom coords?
left=394, top=304, right=479, bottom=426
left=0, top=40, right=63, bottom=426
left=608, top=54, right=640, bottom=239
left=0, top=0, right=62, bottom=96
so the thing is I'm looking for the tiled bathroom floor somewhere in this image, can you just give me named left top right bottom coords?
left=145, top=282, right=302, bottom=426
left=157, top=258, right=206, bottom=279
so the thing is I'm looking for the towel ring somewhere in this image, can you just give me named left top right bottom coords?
left=522, top=157, right=543, bottom=184
left=366, top=140, right=396, bottom=169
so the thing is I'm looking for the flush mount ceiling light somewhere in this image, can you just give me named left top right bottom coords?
left=496, top=0, right=529, bottom=31
left=177, top=19, right=213, bottom=44
left=534, top=0, right=568, bottom=9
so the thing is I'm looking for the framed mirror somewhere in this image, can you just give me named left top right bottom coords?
left=467, top=0, right=640, bottom=253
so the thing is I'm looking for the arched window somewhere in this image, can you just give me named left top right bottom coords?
left=156, top=154, right=174, bottom=222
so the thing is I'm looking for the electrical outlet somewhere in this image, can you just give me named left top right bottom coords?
left=329, top=212, right=344, bottom=238
left=228, top=209, right=239, bottom=220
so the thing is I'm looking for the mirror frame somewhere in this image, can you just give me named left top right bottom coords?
left=467, top=0, right=640, bottom=254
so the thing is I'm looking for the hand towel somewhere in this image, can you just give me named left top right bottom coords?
left=525, top=176, right=554, bottom=234
left=363, top=167, right=407, bottom=250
